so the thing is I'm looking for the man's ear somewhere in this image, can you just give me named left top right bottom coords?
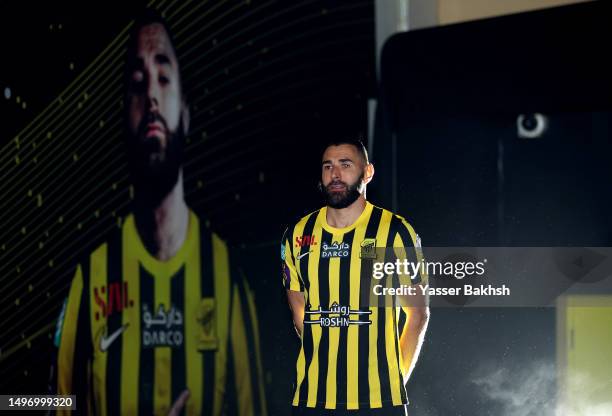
left=363, top=163, right=375, bottom=185
left=181, top=100, right=190, bottom=135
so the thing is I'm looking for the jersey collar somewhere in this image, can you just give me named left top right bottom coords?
left=319, top=201, right=373, bottom=234
left=123, top=210, right=198, bottom=278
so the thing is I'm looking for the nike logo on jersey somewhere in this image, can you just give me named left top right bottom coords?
left=100, top=323, right=129, bottom=352
left=297, top=251, right=312, bottom=260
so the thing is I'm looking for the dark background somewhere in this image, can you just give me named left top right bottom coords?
left=0, top=1, right=374, bottom=414
left=373, top=2, right=611, bottom=415
left=1, top=1, right=610, bottom=415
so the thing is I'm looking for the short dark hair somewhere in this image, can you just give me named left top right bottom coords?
left=123, top=9, right=181, bottom=92
left=322, top=138, right=370, bottom=164
left=126, top=8, right=178, bottom=60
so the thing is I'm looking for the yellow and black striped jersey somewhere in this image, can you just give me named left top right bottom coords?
left=56, top=210, right=267, bottom=416
left=281, top=201, right=426, bottom=410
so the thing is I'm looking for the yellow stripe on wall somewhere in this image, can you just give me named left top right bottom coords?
left=153, top=271, right=172, bottom=415
left=90, top=244, right=108, bottom=416
left=245, top=283, right=268, bottom=415
left=212, top=233, right=231, bottom=416
left=121, top=225, right=141, bottom=415
left=230, top=285, right=255, bottom=415
left=57, top=266, right=83, bottom=416
left=184, top=230, right=203, bottom=415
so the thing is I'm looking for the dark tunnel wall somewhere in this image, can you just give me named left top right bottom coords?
left=373, top=1, right=612, bottom=246
left=371, top=2, right=611, bottom=415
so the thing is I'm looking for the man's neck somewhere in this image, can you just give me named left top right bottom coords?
left=134, top=172, right=190, bottom=261
left=326, top=195, right=367, bottom=229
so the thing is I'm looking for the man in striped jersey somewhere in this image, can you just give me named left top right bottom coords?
left=282, top=139, right=429, bottom=415
left=53, top=10, right=266, bottom=415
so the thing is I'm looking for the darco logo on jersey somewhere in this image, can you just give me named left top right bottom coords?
left=142, top=303, right=184, bottom=348
left=321, top=241, right=350, bottom=258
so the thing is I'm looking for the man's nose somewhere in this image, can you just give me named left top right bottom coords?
left=146, top=77, right=159, bottom=112
left=331, top=165, right=341, bottom=180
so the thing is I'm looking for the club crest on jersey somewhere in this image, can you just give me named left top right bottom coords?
left=360, top=238, right=377, bottom=259
left=295, top=235, right=317, bottom=248
left=141, top=303, right=184, bottom=348
left=197, top=298, right=218, bottom=351
left=321, top=241, right=350, bottom=258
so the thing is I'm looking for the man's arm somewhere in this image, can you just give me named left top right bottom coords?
left=286, top=290, right=305, bottom=337
left=281, top=226, right=305, bottom=337
left=394, top=218, right=430, bottom=384
left=399, top=302, right=430, bottom=384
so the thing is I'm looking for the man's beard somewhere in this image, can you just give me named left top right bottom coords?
left=322, top=173, right=364, bottom=209
left=127, top=112, right=185, bottom=208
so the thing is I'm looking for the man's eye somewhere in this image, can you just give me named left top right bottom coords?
left=342, top=163, right=350, bottom=168
left=130, top=71, right=145, bottom=92
left=323, top=165, right=332, bottom=170
left=132, top=71, right=144, bottom=83
left=159, top=75, right=170, bottom=85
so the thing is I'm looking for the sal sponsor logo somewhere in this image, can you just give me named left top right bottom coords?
left=93, top=281, right=134, bottom=321
left=360, top=238, right=377, bottom=259
left=304, top=301, right=372, bottom=327
left=295, top=234, right=317, bottom=248
left=142, top=303, right=184, bottom=348
left=321, top=241, right=350, bottom=258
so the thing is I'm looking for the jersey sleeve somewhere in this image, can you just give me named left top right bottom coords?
left=226, top=278, right=268, bottom=416
left=55, top=264, right=93, bottom=415
left=393, top=218, right=428, bottom=287
left=281, top=226, right=303, bottom=292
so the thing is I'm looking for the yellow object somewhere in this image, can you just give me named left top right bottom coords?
left=557, top=295, right=612, bottom=415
